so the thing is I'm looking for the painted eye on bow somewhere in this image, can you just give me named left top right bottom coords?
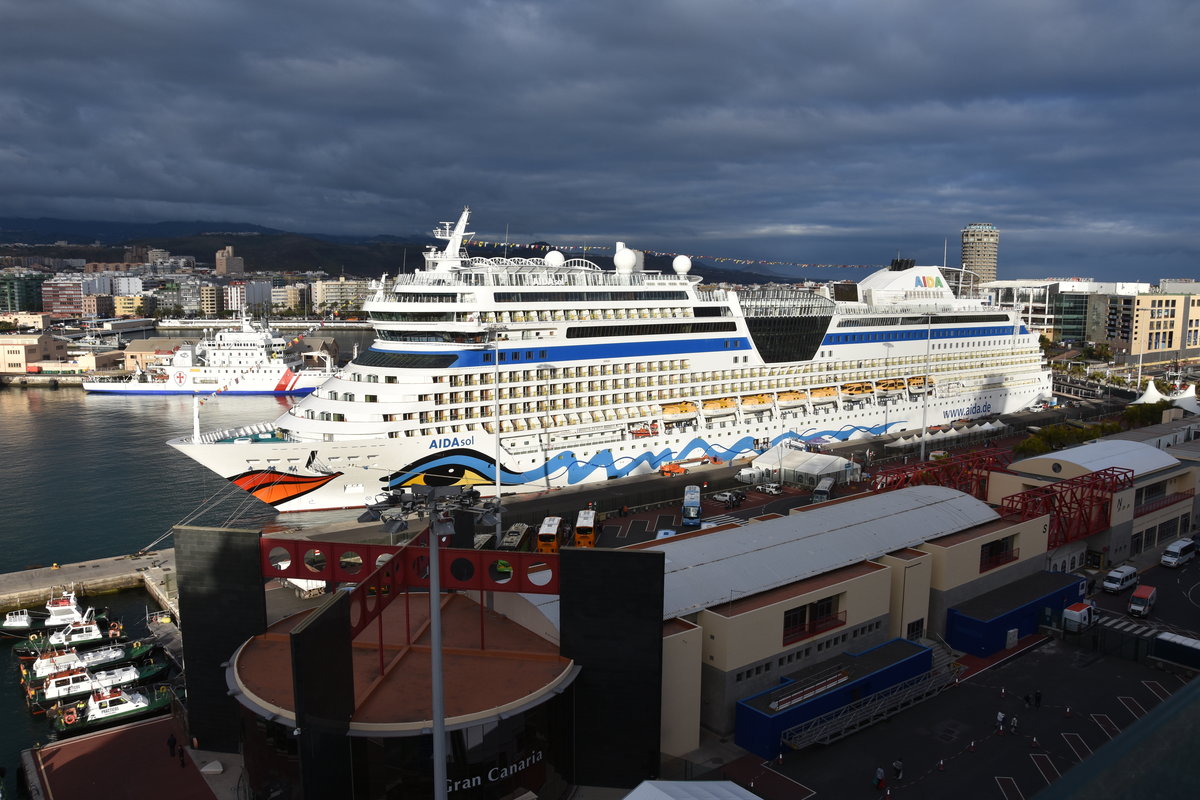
left=401, top=463, right=492, bottom=487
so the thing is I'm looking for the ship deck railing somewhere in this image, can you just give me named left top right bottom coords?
left=191, top=422, right=297, bottom=445
left=383, top=268, right=695, bottom=290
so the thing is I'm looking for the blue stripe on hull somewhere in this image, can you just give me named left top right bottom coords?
left=371, top=337, right=754, bottom=367
left=387, top=421, right=905, bottom=489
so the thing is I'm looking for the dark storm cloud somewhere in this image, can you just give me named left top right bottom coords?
left=2, top=0, right=1198, bottom=280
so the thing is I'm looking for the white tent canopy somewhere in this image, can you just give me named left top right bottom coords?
left=751, top=443, right=860, bottom=485
left=1174, top=396, right=1200, bottom=415
left=1132, top=381, right=1167, bottom=405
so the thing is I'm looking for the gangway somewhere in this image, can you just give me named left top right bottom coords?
left=780, top=642, right=962, bottom=751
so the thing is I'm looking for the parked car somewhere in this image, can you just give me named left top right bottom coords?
left=758, top=483, right=783, bottom=495
left=711, top=491, right=735, bottom=503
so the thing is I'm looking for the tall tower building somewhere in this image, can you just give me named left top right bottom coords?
left=215, top=245, right=245, bottom=275
left=961, top=223, right=999, bottom=285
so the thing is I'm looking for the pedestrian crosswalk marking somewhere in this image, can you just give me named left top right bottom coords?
left=1097, top=613, right=1160, bottom=638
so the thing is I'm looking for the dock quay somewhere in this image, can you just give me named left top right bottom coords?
left=0, top=549, right=179, bottom=621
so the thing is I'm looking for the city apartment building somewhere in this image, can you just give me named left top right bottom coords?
left=0, top=272, right=48, bottom=312
left=215, top=246, right=244, bottom=275
left=81, top=294, right=116, bottom=319
left=983, top=278, right=1148, bottom=344
left=1106, top=293, right=1200, bottom=366
left=961, top=223, right=999, bottom=285
left=114, top=294, right=156, bottom=317
left=41, top=277, right=84, bottom=317
left=199, top=283, right=225, bottom=317
left=312, top=275, right=372, bottom=310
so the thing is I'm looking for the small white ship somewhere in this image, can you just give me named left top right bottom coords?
left=83, top=318, right=336, bottom=396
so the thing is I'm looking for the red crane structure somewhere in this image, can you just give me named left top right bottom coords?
left=871, top=448, right=1015, bottom=502
left=997, top=466, right=1135, bottom=549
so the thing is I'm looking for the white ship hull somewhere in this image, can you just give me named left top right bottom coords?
left=84, top=317, right=336, bottom=396
left=167, top=208, right=1053, bottom=512
left=83, top=367, right=327, bottom=395
left=169, top=379, right=1046, bottom=512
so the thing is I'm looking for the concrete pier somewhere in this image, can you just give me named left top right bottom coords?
left=0, top=549, right=179, bottom=621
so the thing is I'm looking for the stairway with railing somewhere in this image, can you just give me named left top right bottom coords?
left=780, top=638, right=963, bottom=751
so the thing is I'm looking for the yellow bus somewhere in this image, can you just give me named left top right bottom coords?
left=574, top=509, right=597, bottom=548
left=536, top=516, right=563, bottom=554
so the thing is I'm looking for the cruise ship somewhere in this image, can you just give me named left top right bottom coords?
left=83, top=318, right=336, bottom=395
left=167, top=208, right=1051, bottom=512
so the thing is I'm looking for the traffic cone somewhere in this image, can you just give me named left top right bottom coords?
left=1001, top=686, right=1006, bottom=698
left=969, top=740, right=976, bottom=752
left=1031, top=736, right=1040, bottom=749
left=1065, top=705, right=1072, bottom=718
left=938, top=759, right=945, bottom=771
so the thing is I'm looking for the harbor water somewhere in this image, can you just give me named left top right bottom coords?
left=0, top=385, right=363, bottom=783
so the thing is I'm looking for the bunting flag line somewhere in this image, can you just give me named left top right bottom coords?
left=462, top=238, right=886, bottom=270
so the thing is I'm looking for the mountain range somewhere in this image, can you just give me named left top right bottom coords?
left=0, top=216, right=793, bottom=285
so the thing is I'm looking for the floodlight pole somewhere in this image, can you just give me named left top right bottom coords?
left=429, top=510, right=448, bottom=800
left=489, top=326, right=505, bottom=543
left=919, top=314, right=932, bottom=462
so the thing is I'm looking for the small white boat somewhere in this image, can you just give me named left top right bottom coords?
left=52, top=685, right=174, bottom=736
left=43, top=587, right=88, bottom=627
left=30, top=659, right=170, bottom=709
left=15, top=609, right=124, bottom=658
left=4, top=609, right=32, bottom=630
left=23, top=640, right=158, bottom=684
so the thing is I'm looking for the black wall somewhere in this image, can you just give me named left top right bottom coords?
left=559, top=548, right=665, bottom=787
left=175, top=525, right=268, bottom=752
left=291, top=591, right=355, bottom=798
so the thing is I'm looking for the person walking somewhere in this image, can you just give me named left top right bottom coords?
left=167, top=732, right=177, bottom=757
left=874, top=766, right=886, bottom=790
left=996, top=710, right=1006, bottom=734
left=1011, top=715, right=1019, bottom=734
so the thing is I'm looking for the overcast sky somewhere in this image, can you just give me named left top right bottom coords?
left=3, top=0, right=1197, bottom=282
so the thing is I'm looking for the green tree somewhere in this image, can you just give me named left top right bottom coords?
left=1122, top=400, right=1173, bottom=428
left=1013, top=435, right=1052, bottom=458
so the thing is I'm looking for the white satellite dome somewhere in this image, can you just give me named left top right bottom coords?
left=672, top=255, right=692, bottom=275
left=613, top=248, right=636, bottom=273
left=544, top=250, right=565, bottom=267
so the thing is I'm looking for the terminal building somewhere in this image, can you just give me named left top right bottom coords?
left=166, top=432, right=1200, bottom=797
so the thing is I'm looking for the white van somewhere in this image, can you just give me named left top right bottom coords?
left=1102, top=564, right=1139, bottom=593
left=1161, top=538, right=1196, bottom=568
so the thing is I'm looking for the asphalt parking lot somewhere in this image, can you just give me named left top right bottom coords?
left=716, top=635, right=1191, bottom=798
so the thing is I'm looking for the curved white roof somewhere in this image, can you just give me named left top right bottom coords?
left=656, top=486, right=997, bottom=619
left=1011, top=439, right=1178, bottom=478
